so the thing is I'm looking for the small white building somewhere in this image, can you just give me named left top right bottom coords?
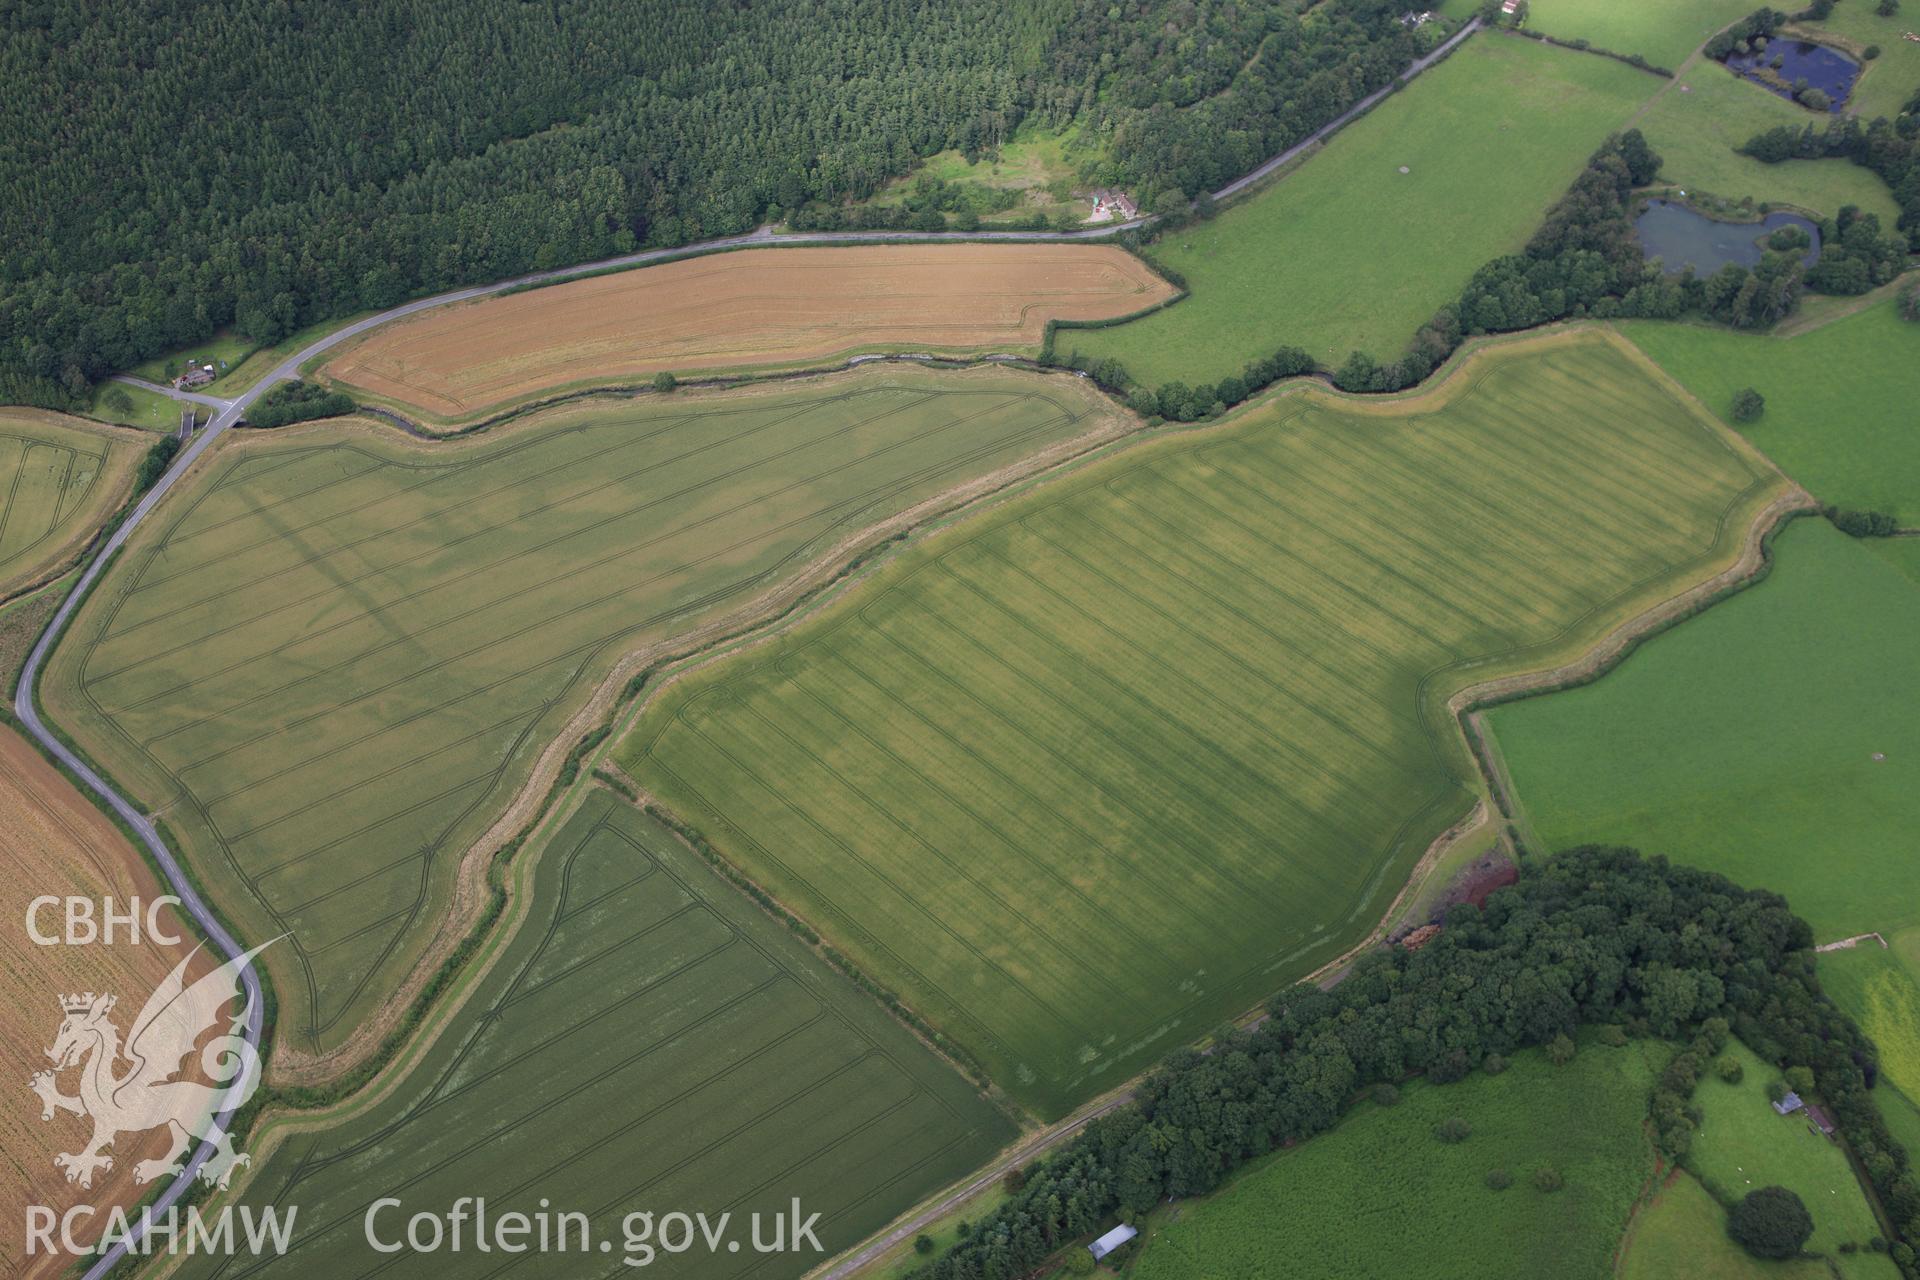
left=1088, top=1223, right=1138, bottom=1263
left=1772, top=1090, right=1804, bottom=1116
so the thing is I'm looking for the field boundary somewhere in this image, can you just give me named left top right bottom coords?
left=1464, top=495, right=1815, bottom=838
left=607, top=327, right=1795, bottom=1106
left=242, top=364, right=1146, bottom=1088
left=321, top=347, right=1112, bottom=439
left=142, top=327, right=1811, bottom=1280
left=314, top=245, right=1177, bottom=428
left=0, top=414, right=148, bottom=613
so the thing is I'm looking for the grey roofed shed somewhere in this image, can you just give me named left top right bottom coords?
left=1088, top=1223, right=1138, bottom=1262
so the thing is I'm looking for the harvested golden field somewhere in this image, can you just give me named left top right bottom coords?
left=322, top=244, right=1174, bottom=421
left=0, top=726, right=197, bottom=1279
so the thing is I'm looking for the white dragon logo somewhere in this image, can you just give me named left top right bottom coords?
left=28, top=941, right=270, bottom=1192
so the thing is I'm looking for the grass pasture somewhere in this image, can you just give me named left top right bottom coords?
left=1799, top=4, right=1920, bottom=121
left=186, top=791, right=1015, bottom=1279
left=1522, top=0, right=1758, bottom=69
left=1820, top=929, right=1920, bottom=1138
left=1620, top=1172, right=1831, bottom=1280
left=1619, top=296, right=1920, bottom=524
left=0, top=410, right=139, bottom=601
left=39, top=366, right=1118, bottom=1061
left=619, top=331, right=1785, bottom=1117
left=323, top=244, right=1173, bottom=424
left=86, top=377, right=196, bottom=433
left=1634, top=63, right=1904, bottom=224
left=1486, top=516, right=1920, bottom=945
left=1129, top=1037, right=1669, bottom=1280
left=128, top=331, right=258, bottom=392
left=1688, top=1041, right=1899, bottom=1277
left=1064, top=35, right=1658, bottom=385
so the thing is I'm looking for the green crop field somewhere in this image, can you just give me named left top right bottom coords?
left=1618, top=297, right=1920, bottom=524
left=1486, top=518, right=1920, bottom=944
left=1820, top=928, right=1920, bottom=1137
left=1523, top=0, right=1757, bottom=69
left=0, top=411, right=137, bottom=600
left=1688, top=1041, right=1899, bottom=1277
left=1634, top=62, right=1904, bottom=223
left=38, top=367, right=1113, bottom=1059
left=185, top=791, right=1014, bottom=1278
left=619, top=332, right=1785, bottom=1117
left=1064, top=35, right=1658, bottom=386
left=1129, top=1036, right=1668, bottom=1280
left=1620, top=1171, right=1831, bottom=1280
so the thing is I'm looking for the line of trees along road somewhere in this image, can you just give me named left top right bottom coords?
left=0, top=0, right=1421, bottom=408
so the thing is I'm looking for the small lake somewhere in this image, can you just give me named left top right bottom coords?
left=1635, top=200, right=1822, bottom=276
left=1724, top=39, right=1859, bottom=111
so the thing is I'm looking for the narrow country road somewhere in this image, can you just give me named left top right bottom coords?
left=9, top=18, right=1487, bottom=1274
left=1213, top=18, right=1480, bottom=201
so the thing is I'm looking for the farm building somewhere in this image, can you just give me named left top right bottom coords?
left=1500, top=0, right=1520, bottom=13
left=1806, top=1104, right=1837, bottom=1137
left=1772, top=1091, right=1804, bottom=1115
left=1088, top=1223, right=1138, bottom=1262
left=1088, top=190, right=1137, bottom=222
left=174, top=363, right=216, bottom=390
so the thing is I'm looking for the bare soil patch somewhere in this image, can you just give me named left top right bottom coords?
left=323, top=243, right=1175, bottom=421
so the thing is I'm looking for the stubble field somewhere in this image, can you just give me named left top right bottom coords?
left=321, top=244, right=1175, bottom=423
left=0, top=725, right=197, bottom=1279
left=619, top=332, right=1786, bottom=1118
left=38, top=367, right=1120, bottom=1065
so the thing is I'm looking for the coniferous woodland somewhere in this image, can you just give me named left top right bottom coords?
left=914, top=847, right=1920, bottom=1279
left=0, top=0, right=1418, bottom=406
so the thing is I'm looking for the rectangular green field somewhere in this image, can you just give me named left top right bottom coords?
left=1064, top=35, right=1660, bottom=385
left=0, top=411, right=137, bottom=600
left=40, top=367, right=1115, bottom=1060
left=1634, top=62, right=1904, bottom=223
left=1524, top=0, right=1758, bottom=69
left=1686, top=1040, right=1900, bottom=1278
left=1622, top=1172, right=1832, bottom=1280
left=183, top=791, right=1015, bottom=1278
left=1819, top=928, right=1920, bottom=1140
left=618, top=331, right=1785, bottom=1118
left=1618, top=298, right=1920, bottom=524
left=1486, top=518, right=1920, bottom=943
left=1132, top=1035, right=1669, bottom=1280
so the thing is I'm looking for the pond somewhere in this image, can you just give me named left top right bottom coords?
left=1634, top=200, right=1822, bottom=276
left=1724, top=39, right=1859, bottom=111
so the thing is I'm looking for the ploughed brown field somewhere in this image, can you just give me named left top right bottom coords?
left=0, top=726, right=198, bottom=1279
left=322, top=243, right=1174, bottom=420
